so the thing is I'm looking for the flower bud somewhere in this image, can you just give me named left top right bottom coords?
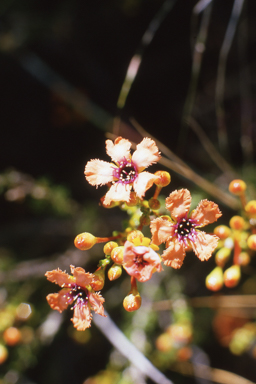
left=177, top=346, right=192, bottom=362
left=111, top=246, right=124, bottom=264
left=154, top=171, right=171, bottom=187
left=123, top=292, right=141, bottom=312
left=0, top=344, right=8, bottom=364
left=214, top=225, right=231, bottom=239
left=245, top=200, right=256, bottom=217
left=229, top=216, right=245, bottom=230
left=139, top=214, right=150, bottom=226
left=3, top=327, right=21, bottom=346
left=236, top=252, right=250, bottom=266
left=206, top=267, right=224, bottom=291
left=74, top=232, right=96, bottom=250
left=148, top=198, right=161, bottom=210
left=215, top=247, right=231, bottom=267
left=127, top=230, right=144, bottom=243
left=155, top=333, right=173, bottom=352
left=91, top=268, right=105, bottom=291
left=229, top=179, right=247, bottom=195
left=126, top=192, right=140, bottom=207
left=103, top=241, right=118, bottom=255
left=108, top=264, right=122, bottom=281
left=247, top=234, right=256, bottom=250
left=224, top=265, right=241, bottom=288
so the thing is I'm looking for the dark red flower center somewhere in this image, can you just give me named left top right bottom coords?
left=64, top=284, right=88, bottom=308
left=113, top=158, right=138, bottom=184
left=174, top=217, right=197, bottom=243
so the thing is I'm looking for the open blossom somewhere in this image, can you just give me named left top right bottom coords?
left=150, top=189, right=222, bottom=269
left=85, top=136, right=161, bottom=205
left=123, top=237, right=162, bottom=282
left=45, top=265, right=105, bottom=331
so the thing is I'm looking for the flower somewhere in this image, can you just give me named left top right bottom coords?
left=45, top=265, right=105, bottom=331
left=123, top=236, right=162, bottom=282
left=85, top=137, right=161, bottom=205
left=150, top=189, right=222, bottom=268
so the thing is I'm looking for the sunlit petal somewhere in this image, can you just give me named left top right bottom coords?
left=133, top=171, right=157, bottom=199
left=191, top=231, right=219, bottom=261
left=71, top=303, right=92, bottom=330
left=106, top=137, right=131, bottom=163
left=88, top=292, right=106, bottom=317
left=150, top=217, right=174, bottom=245
left=166, top=189, right=191, bottom=220
left=104, top=182, right=131, bottom=205
left=46, top=289, right=72, bottom=312
left=85, top=159, right=115, bottom=186
left=162, top=239, right=186, bottom=269
left=45, top=269, right=74, bottom=287
left=132, top=137, right=161, bottom=170
left=190, top=199, right=222, bottom=227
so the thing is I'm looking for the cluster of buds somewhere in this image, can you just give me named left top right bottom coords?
left=45, top=137, right=222, bottom=331
left=206, top=179, right=256, bottom=291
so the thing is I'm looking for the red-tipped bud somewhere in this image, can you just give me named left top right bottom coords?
left=206, top=267, right=224, bottom=291
left=74, top=232, right=96, bottom=250
left=245, top=200, right=256, bottom=217
left=236, top=252, right=250, bottom=266
left=215, top=247, right=231, bottom=267
left=229, top=179, right=247, bottom=195
left=0, top=344, right=8, bottom=364
left=148, top=198, right=161, bottom=210
left=214, top=225, right=231, bottom=239
left=229, top=216, right=245, bottom=230
left=154, top=171, right=171, bottom=187
left=3, top=327, right=21, bottom=346
left=103, top=241, right=118, bottom=255
left=247, top=234, right=256, bottom=250
left=108, top=264, right=122, bottom=281
left=110, top=246, right=124, bottom=264
left=123, top=292, right=141, bottom=312
left=224, top=265, right=241, bottom=288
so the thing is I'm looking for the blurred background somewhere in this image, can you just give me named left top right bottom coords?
left=0, top=0, right=256, bottom=383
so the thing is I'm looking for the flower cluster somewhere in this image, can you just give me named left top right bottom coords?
left=45, top=137, right=222, bottom=330
left=206, top=179, right=256, bottom=291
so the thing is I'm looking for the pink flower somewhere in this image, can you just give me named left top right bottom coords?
left=85, top=137, right=161, bottom=205
left=123, top=240, right=163, bottom=282
left=45, top=265, right=105, bottom=331
left=150, top=189, right=222, bottom=269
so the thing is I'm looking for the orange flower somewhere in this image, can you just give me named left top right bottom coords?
left=150, top=189, right=222, bottom=268
left=45, top=265, right=105, bottom=331
left=85, top=137, right=161, bottom=205
left=123, top=240, right=162, bottom=282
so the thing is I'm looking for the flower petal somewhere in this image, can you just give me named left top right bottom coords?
left=71, top=266, right=94, bottom=288
left=162, top=239, right=186, bottom=269
left=191, top=231, right=219, bottom=261
left=46, top=289, right=72, bottom=312
left=190, top=200, right=222, bottom=227
left=84, top=159, right=115, bottom=186
left=104, top=182, right=131, bottom=205
left=71, top=303, right=92, bottom=330
left=166, top=189, right=191, bottom=220
left=150, top=217, right=174, bottom=245
left=106, top=137, right=131, bottom=163
left=45, top=268, right=74, bottom=287
left=132, top=137, right=161, bottom=170
left=88, top=291, right=106, bottom=317
left=133, top=171, right=157, bottom=199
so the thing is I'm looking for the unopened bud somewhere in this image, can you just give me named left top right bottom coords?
left=148, top=198, right=161, bottom=210
left=127, top=230, right=144, bottom=243
left=126, top=192, right=140, bottom=207
left=224, top=265, right=241, bottom=288
left=215, top=247, right=231, bottom=267
left=245, top=200, right=256, bottom=217
left=3, top=327, right=21, bottom=346
left=139, top=214, right=150, bottom=226
left=154, top=171, right=171, bottom=187
left=214, top=225, right=231, bottom=239
left=229, top=179, right=247, bottom=195
left=247, top=234, right=256, bottom=250
left=91, top=268, right=105, bottom=291
left=111, top=246, right=124, bottom=264
left=74, top=232, right=96, bottom=250
left=236, top=252, right=250, bottom=266
left=0, top=344, right=8, bottom=364
left=206, top=267, right=224, bottom=291
left=229, top=216, right=245, bottom=230
left=103, top=241, right=118, bottom=255
left=155, top=333, right=172, bottom=352
left=108, top=264, right=122, bottom=281
left=123, top=292, right=141, bottom=312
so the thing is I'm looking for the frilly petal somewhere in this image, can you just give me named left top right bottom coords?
left=71, top=266, right=94, bottom=288
left=45, top=268, right=74, bottom=287
left=166, top=189, right=191, bottom=220
left=133, top=171, right=157, bottom=199
left=46, top=289, right=72, bottom=312
left=106, top=137, right=131, bottom=163
left=104, top=182, right=131, bottom=205
left=132, top=137, right=161, bottom=170
left=71, top=303, right=92, bottom=330
left=191, top=231, right=219, bottom=261
left=84, top=159, right=115, bottom=186
left=162, top=239, right=186, bottom=269
left=150, top=217, right=174, bottom=245
left=88, top=291, right=106, bottom=317
left=190, top=200, right=222, bottom=227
